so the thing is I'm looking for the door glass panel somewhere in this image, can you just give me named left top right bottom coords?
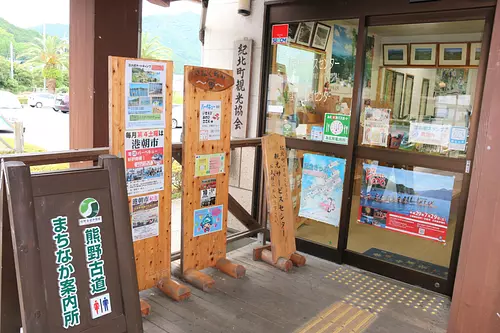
left=266, top=20, right=359, bottom=144
left=347, top=159, right=463, bottom=278
left=359, top=20, right=485, bottom=158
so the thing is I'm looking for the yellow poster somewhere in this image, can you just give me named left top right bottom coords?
left=195, top=153, right=225, bottom=177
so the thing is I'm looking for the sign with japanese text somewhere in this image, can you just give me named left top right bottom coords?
left=125, top=129, right=165, bottom=196
left=188, top=67, right=234, bottom=92
left=125, top=60, right=167, bottom=129
left=131, top=194, right=160, bottom=241
left=200, top=100, right=222, bottom=141
left=409, top=122, right=451, bottom=147
left=200, top=178, right=217, bottom=207
left=323, top=114, right=350, bottom=145
left=362, top=108, right=391, bottom=147
left=193, top=205, right=223, bottom=237
left=272, top=24, right=289, bottom=45
left=449, top=126, right=468, bottom=151
left=358, top=164, right=455, bottom=242
left=194, top=153, right=225, bottom=177
left=231, top=39, right=252, bottom=138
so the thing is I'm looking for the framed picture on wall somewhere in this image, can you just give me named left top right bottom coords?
left=469, top=42, right=481, bottom=66
left=383, top=44, right=408, bottom=66
left=288, top=23, right=300, bottom=43
left=401, top=75, right=414, bottom=118
left=296, top=22, right=315, bottom=47
left=410, top=43, right=437, bottom=66
left=311, top=23, right=331, bottom=51
left=439, top=43, right=468, bottom=66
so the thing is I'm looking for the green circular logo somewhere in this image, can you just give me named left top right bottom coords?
left=79, top=198, right=100, bottom=218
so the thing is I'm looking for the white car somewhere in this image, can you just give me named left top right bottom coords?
left=28, top=92, right=56, bottom=108
left=0, top=90, right=22, bottom=109
left=172, top=104, right=183, bottom=128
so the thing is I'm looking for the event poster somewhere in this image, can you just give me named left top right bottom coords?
left=358, top=164, right=455, bottom=242
left=409, top=123, right=451, bottom=147
left=125, top=60, right=166, bottom=129
left=323, top=114, right=350, bottom=145
left=363, top=108, right=390, bottom=147
left=195, top=153, right=225, bottom=177
left=125, top=130, right=164, bottom=196
left=200, top=101, right=222, bottom=141
left=193, top=205, right=223, bottom=237
left=200, top=178, right=217, bottom=207
left=298, top=154, right=346, bottom=227
left=131, top=194, right=159, bottom=242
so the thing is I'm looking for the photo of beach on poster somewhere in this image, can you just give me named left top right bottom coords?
left=358, top=164, right=455, bottom=242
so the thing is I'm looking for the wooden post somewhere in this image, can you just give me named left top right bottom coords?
left=181, top=66, right=246, bottom=290
left=109, top=57, right=190, bottom=303
left=14, top=122, right=23, bottom=153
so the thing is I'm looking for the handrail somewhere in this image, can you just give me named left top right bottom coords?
left=0, top=147, right=109, bottom=166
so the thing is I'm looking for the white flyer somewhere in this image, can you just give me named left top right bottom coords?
left=199, top=101, right=222, bottom=141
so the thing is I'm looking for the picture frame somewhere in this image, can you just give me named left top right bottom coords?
left=383, top=44, right=408, bottom=66
left=311, top=23, right=331, bottom=51
left=469, top=42, right=481, bottom=66
left=439, top=43, right=468, bottom=66
left=296, top=22, right=315, bottom=47
left=410, top=43, right=437, bottom=66
left=288, top=23, right=300, bottom=43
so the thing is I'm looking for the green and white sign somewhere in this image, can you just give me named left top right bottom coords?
left=323, top=114, right=350, bottom=145
left=79, top=198, right=102, bottom=226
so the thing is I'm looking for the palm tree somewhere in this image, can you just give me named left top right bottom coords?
left=21, top=36, right=68, bottom=93
left=141, top=32, right=173, bottom=60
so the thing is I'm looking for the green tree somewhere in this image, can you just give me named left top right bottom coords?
left=141, top=32, right=173, bottom=60
left=0, top=56, right=33, bottom=93
left=21, top=35, right=68, bottom=93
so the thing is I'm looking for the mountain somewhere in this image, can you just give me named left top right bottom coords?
left=0, top=17, right=41, bottom=58
left=30, top=24, right=69, bottom=40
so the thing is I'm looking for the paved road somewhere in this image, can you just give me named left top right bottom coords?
left=0, top=106, right=183, bottom=151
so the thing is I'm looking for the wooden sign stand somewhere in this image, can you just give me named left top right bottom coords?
left=253, top=134, right=306, bottom=272
left=180, top=66, right=246, bottom=291
left=109, top=57, right=190, bottom=303
left=0, top=156, right=143, bottom=333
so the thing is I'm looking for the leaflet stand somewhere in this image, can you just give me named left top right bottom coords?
left=253, top=134, right=306, bottom=271
left=109, top=56, right=190, bottom=305
left=180, top=66, right=246, bottom=291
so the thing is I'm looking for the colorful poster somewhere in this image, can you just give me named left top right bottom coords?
left=200, top=101, right=222, bottom=141
left=409, top=123, right=451, bottom=147
left=125, top=130, right=164, bottom=196
left=131, top=194, right=159, bottom=242
left=200, top=178, right=217, bottom=207
left=125, top=60, right=166, bottom=129
left=195, top=153, right=225, bottom=177
left=358, top=164, right=455, bottom=242
left=323, top=114, right=350, bottom=145
left=449, top=126, right=468, bottom=151
left=362, top=108, right=390, bottom=147
left=299, top=154, right=346, bottom=226
left=193, top=205, right=223, bottom=237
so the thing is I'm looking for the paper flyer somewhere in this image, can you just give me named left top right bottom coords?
left=124, top=60, right=166, bottom=129
left=200, top=101, right=222, bottom=141
left=194, top=153, right=225, bottom=177
left=298, top=154, right=346, bottom=227
left=125, top=129, right=164, bottom=196
left=449, top=126, right=468, bottom=151
left=193, top=205, right=223, bottom=237
left=362, top=108, right=391, bottom=147
left=409, top=123, right=451, bottom=147
left=200, top=178, right=217, bottom=207
left=131, top=194, right=160, bottom=242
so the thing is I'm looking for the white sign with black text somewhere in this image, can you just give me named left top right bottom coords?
left=231, top=39, right=253, bottom=138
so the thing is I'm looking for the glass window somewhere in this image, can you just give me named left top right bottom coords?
left=347, top=159, right=463, bottom=278
left=266, top=20, right=360, bottom=144
left=358, top=20, right=485, bottom=158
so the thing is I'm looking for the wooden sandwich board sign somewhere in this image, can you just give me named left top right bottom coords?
left=181, top=66, right=246, bottom=291
left=254, top=133, right=306, bottom=271
left=109, top=56, right=190, bottom=303
left=0, top=156, right=142, bottom=333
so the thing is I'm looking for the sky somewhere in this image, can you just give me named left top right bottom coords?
left=0, top=0, right=200, bottom=27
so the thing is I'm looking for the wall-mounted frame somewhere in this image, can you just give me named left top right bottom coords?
left=469, top=42, right=482, bottom=66
left=401, top=74, right=414, bottom=118
left=311, top=23, right=331, bottom=51
left=410, top=43, right=437, bottom=66
left=296, top=22, right=315, bottom=47
left=439, top=43, right=468, bottom=66
left=288, top=23, right=300, bottom=43
left=383, top=44, right=408, bottom=66
left=419, top=78, right=430, bottom=118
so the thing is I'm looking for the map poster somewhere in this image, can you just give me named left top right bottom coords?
left=125, top=129, right=164, bottom=196
left=362, top=108, right=391, bottom=147
left=200, top=178, right=217, bottom=207
left=125, top=60, right=166, bottom=129
left=200, top=101, right=222, bottom=141
left=358, top=164, right=455, bottom=242
left=193, top=205, right=223, bottom=237
left=298, top=154, right=346, bottom=227
left=323, top=113, right=350, bottom=145
left=194, top=153, right=225, bottom=177
left=131, top=194, right=160, bottom=242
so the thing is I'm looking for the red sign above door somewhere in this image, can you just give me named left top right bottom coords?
left=271, top=24, right=289, bottom=45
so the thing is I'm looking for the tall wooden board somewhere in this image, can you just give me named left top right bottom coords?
left=109, top=57, right=173, bottom=290
left=181, top=66, right=234, bottom=274
left=262, top=134, right=297, bottom=263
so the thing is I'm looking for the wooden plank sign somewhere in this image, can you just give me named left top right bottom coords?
left=0, top=156, right=142, bottom=333
left=181, top=66, right=245, bottom=290
left=109, top=57, right=189, bottom=302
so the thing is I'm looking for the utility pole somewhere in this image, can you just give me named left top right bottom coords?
left=9, top=41, right=14, bottom=79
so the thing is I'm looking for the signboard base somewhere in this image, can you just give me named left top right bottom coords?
left=252, top=245, right=306, bottom=272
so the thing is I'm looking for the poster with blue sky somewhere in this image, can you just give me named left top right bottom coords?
left=331, top=24, right=356, bottom=86
left=193, top=205, right=223, bottom=237
left=299, top=154, right=346, bottom=227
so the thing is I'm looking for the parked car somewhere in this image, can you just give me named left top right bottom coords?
left=0, top=90, right=22, bottom=124
left=28, top=92, right=56, bottom=108
left=172, top=104, right=183, bottom=128
left=0, top=90, right=22, bottom=109
left=54, top=94, right=70, bottom=113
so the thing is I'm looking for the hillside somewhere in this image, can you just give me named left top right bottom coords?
left=0, top=17, right=41, bottom=58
